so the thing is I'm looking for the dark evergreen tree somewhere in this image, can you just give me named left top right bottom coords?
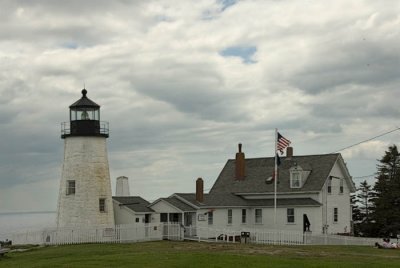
left=371, top=145, right=400, bottom=237
left=351, top=193, right=362, bottom=236
left=354, top=180, right=374, bottom=236
left=358, top=180, right=373, bottom=221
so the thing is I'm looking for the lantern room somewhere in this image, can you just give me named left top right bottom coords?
left=61, top=89, right=109, bottom=138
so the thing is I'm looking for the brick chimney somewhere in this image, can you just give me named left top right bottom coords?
left=286, top=146, right=293, bottom=158
left=235, top=143, right=246, bottom=180
left=196, top=178, right=204, bottom=203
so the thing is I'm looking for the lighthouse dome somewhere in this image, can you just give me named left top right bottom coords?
left=69, top=89, right=100, bottom=108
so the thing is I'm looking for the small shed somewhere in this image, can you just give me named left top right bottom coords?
left=112, top=196, right=156, bottom=225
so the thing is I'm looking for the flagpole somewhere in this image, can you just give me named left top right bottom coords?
left=274, top=128, right=278, bottom=230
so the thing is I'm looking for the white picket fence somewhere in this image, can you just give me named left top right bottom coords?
left=252, top=229, right=305, bottom=245
left=183, top=226, right=305, bottom=245
left=11, top=223, right=183, bottom=245
left=183, top=226, right=380, bottom=246
left=306, top=234, right=378, bottom=246
left=9, top=223, right=379, bottom=246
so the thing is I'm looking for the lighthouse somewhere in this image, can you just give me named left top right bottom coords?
left=56, top=89, right=114, bottom=227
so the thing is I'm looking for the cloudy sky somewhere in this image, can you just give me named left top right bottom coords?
left=1, top=0, right=399, bottom=212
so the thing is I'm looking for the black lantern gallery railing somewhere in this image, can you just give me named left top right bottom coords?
left=61, top=121, right=109, bottom=139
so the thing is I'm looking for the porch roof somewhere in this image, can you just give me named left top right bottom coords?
left=160, top=196, right=197, bottom=212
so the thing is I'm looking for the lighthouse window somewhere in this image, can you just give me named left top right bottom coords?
left=99, top=198, right=106, bottom=212
left=70, top=109, right=99, bottom=121
left=66, top=180, right=75, bottom=195
left=76, top=110, right=92, bottom=120
left=81, top=110, right=89, bottom=120
left=70, top=110, right=77, bottom=121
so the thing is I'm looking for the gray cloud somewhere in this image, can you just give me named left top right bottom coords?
left=291, top=42, right=400, bottom=94
left=128, top=58, right=251, bottom=122
left=1, top=0, right=400, bottom=211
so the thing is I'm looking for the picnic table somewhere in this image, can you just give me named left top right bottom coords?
left=0, top=240, right=11, bottom=257
left=0, top=247, right=10, bottom=256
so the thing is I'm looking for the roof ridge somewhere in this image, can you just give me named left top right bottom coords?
left=227, top=153, right=340, bottom=161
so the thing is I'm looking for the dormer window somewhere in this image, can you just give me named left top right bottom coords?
left=290, top=166, right=303, bottom=188
left=291, top=172, right=301, bottom=188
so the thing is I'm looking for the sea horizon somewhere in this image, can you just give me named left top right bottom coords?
left=0, top=211, right=57, bottom=241
left=0, top=210, right=56, bottom=215
left=0, top=210, right=57, bottom=215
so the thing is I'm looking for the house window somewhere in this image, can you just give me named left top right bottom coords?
left=287, top=208, right=295, bottom=223
left=66, top=180, right=75, bottom=195
left=339, top=179, right=344, bottom=194
left=333, top=208, right=338, bottom=223
left=208, top=211, right=213, bottom=225
left=227, top=209, right=232, bottom=225
left=99, top=198, right=106, bottom=212
left=290, top=172, right=301, bottom=188
left=327, top=177, right=332, bottom=194
left=242, top=209, right=247, bottom=224
left=160, top=213, right=168, bottom=223
left=171, top=213, right=179, bottom=222
left=255, top=209, right=262, bottom=224
left=135, top=218, right=140, bottom=223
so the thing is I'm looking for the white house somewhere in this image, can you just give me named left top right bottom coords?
left=149, top=144, right=356, bottom=235
left=112, top=196, right=157, bottom=225
left=112, top=176, right=158, bottom=225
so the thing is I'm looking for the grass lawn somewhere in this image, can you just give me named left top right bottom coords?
left=0, top=241, right=399, bottom=268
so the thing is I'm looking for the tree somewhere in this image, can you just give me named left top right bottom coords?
left=371, top=145, right=400, bottom=237
left=353, top=180, right=374, bottom=236
left=358, top=180, right=373, bottom=222
left=351, top=193, right=362, bottom=236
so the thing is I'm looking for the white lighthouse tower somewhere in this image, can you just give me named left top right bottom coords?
left=56, top=89, right=114, bottom=227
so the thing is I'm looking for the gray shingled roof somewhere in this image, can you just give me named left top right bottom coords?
left=175, top=193, right=247, bottom=207
left=113, top=196, right=154, bottom=213
left=174, top=193, right=321, bottom=207
left=169, top=153, right=350, bottom=209
left=210, top=154, right=340, bottom=195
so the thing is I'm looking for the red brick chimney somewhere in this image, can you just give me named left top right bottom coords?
left=235, top=143, right=246, bottom=180
left=196, top=178, right=204, bottom=203
left=286, top=146, right=293, bottom=158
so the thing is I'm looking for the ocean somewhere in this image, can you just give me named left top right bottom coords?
left=0, top=211, right=56, bottom=241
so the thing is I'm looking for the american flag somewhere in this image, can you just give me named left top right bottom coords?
left=277, top=132, right=291, bottom=154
